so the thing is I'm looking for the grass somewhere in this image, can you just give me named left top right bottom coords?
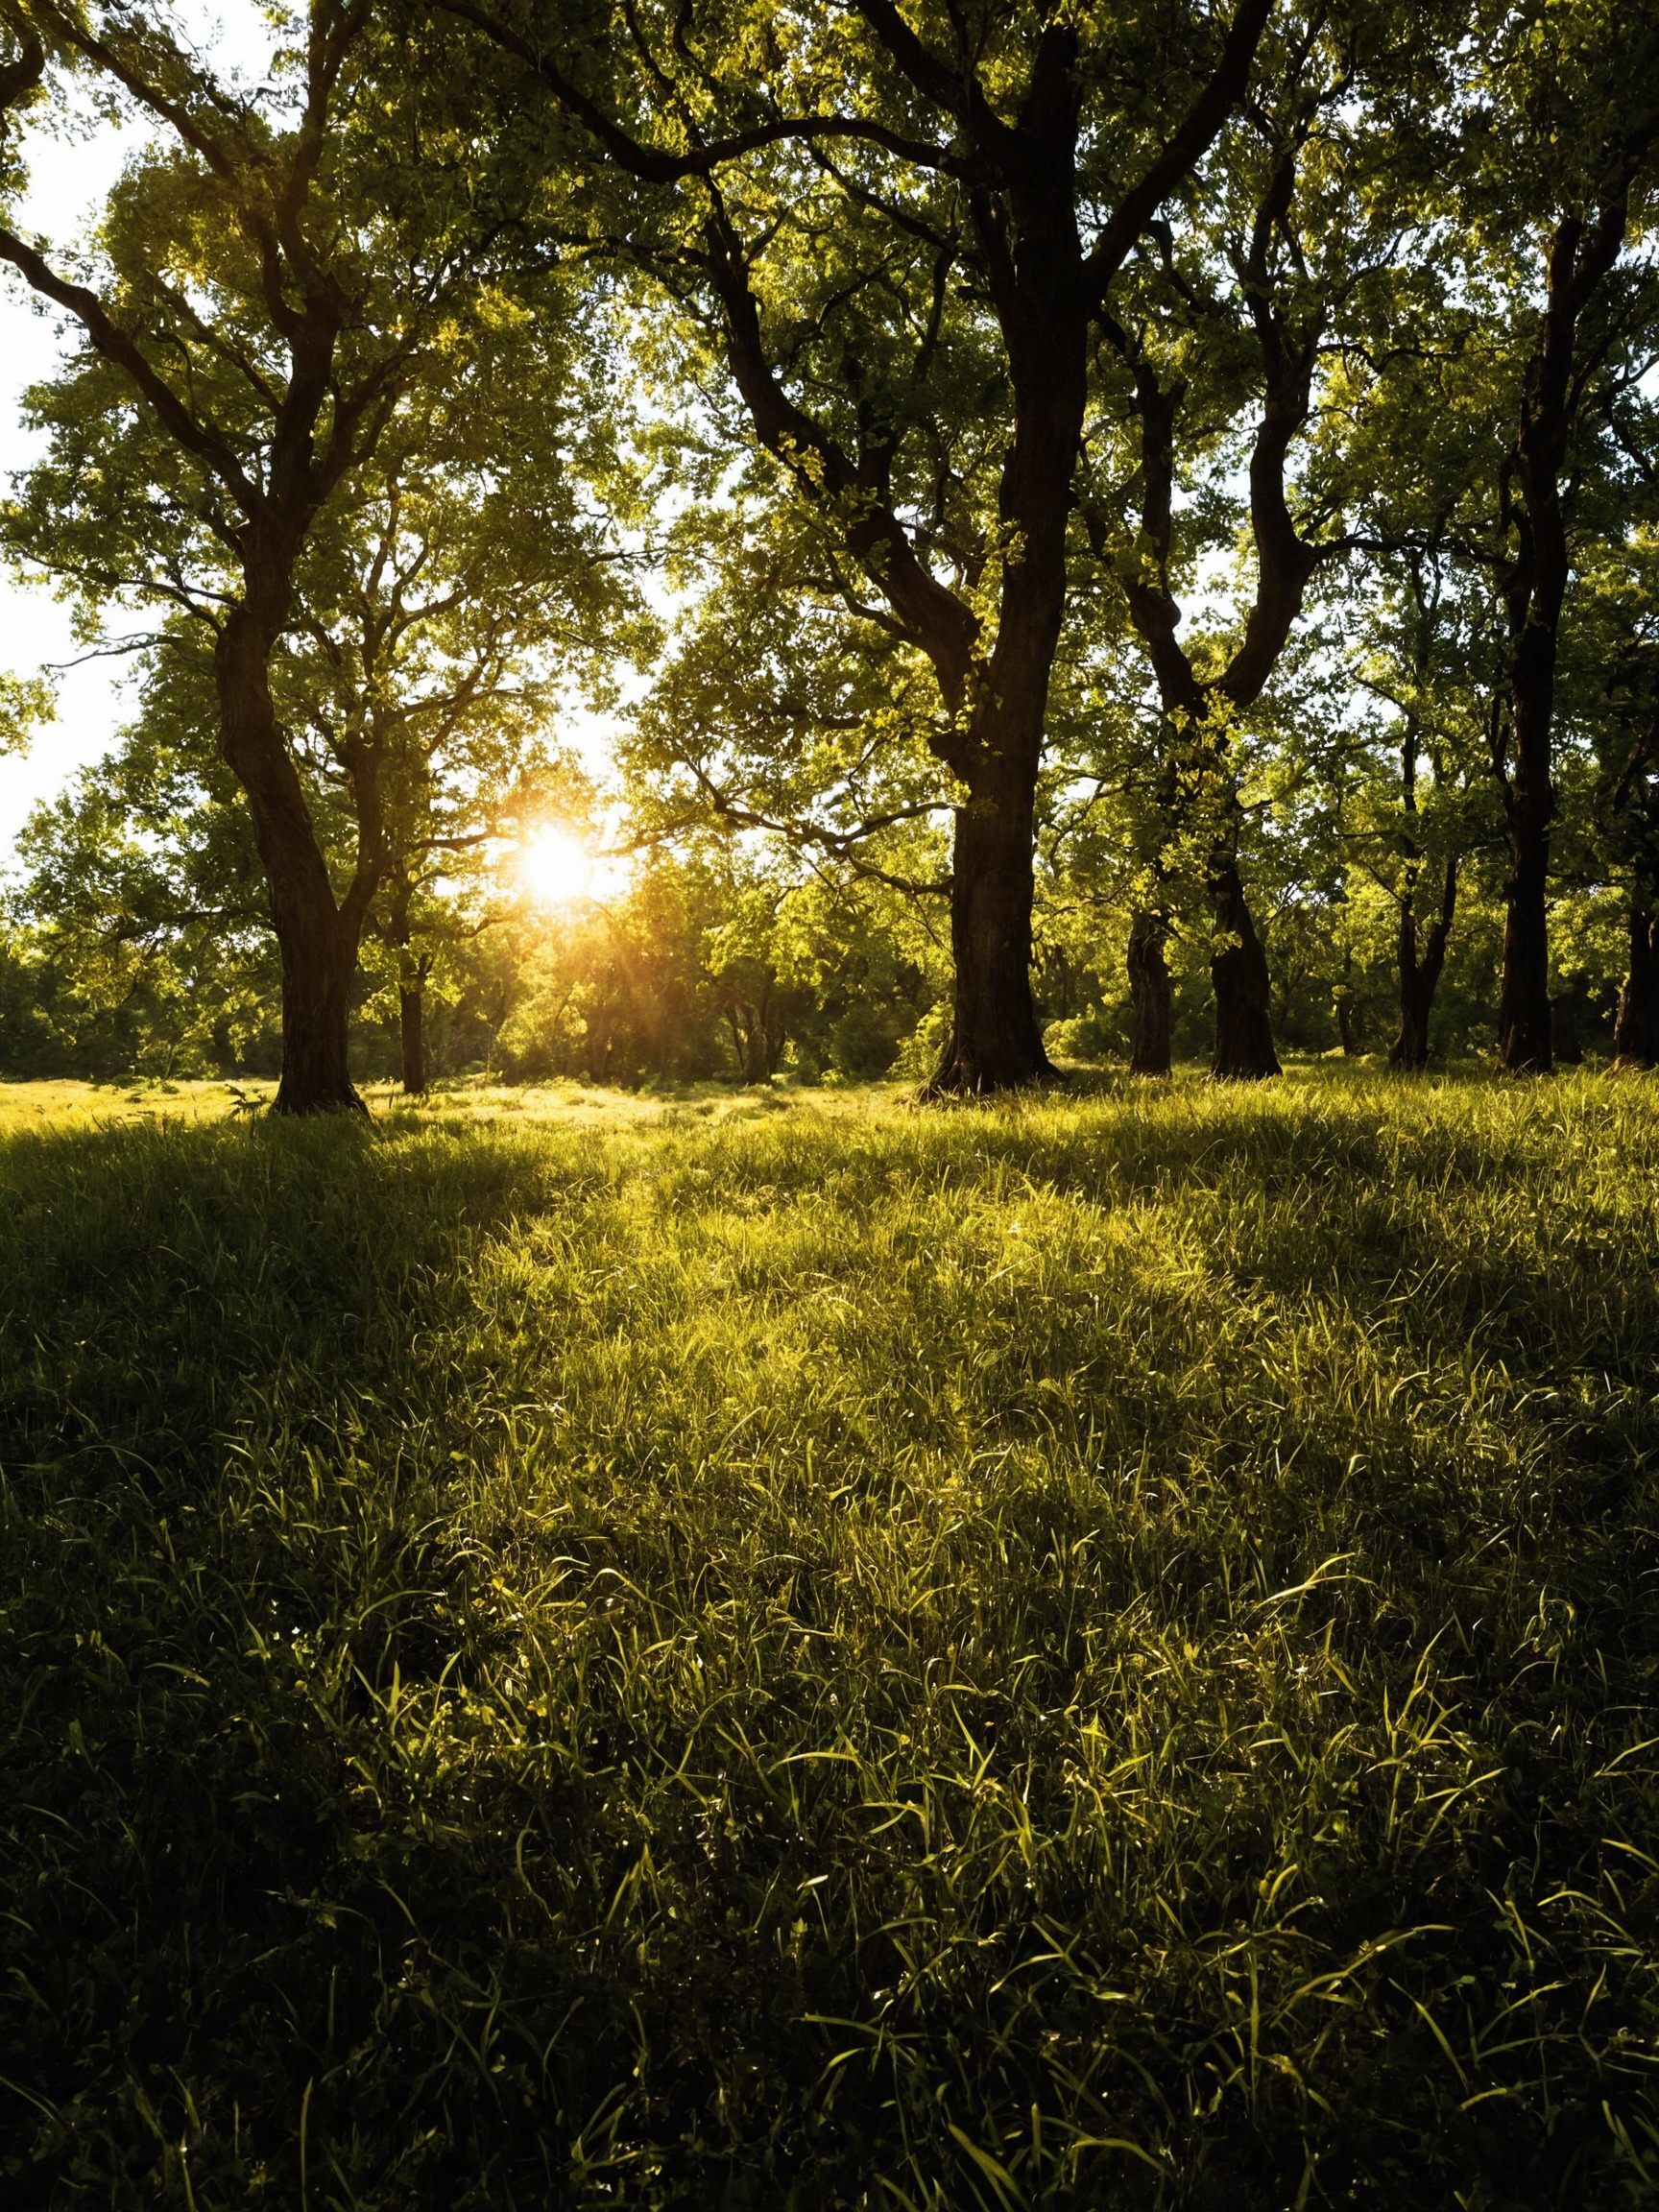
left=0, top=1077, right=274, bottom=1129
left=2, top=1067, right=1658, bottom=2209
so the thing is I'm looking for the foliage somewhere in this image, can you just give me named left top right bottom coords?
left=0, top=666, right=53, bottom=754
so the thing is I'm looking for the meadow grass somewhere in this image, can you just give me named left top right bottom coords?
left=2, top=1067, right=1657, bottom=2209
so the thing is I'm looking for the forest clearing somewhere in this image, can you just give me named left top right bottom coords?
left=5, top=0, right=1659, bottom=2200
left=3, top=1068, right=1657, bottom=2206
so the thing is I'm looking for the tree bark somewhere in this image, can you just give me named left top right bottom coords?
left=1498, top=198, right=1642, bottom=1071
left=1334, top=974, right=1360, bottom=1056
left=1126, top=908, right=1173, bottom=1075
left=1551, top=993, right=1582, bottom=1065
left=1614, top=899, right=1659, bottom=1067
left=1390, top=854, right=1457, bottom=1069
left=1391, top=960, right=1434, bottom=1069
left=931, top=763, right=1053, bottom=1094
left=922, top=39, right=1084, bottom=1095
left=214, top=599, right=368, bottom=1116
left=399, top=979, right=426, bottom=1094
left=1209, top=852, right=1280, bottom=1078
left=930, top=812, right=1048, bottom=1091
left=1498, top=688, right=1556, bottom=1073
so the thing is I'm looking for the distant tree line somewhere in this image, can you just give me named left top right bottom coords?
left=0, top=0, right=1655, bottom=1104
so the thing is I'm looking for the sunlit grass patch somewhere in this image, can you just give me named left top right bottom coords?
left=0, top=1075, right=277, bottom=1126
left=1, top=1070, right=1657, bottom=2207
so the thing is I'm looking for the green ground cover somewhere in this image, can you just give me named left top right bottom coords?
left=2, top=1070, right=1657, bottom=2208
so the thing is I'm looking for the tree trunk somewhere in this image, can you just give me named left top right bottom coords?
left=1498, top=763, right=1553, bottom=1072
left=1100, top=150, right=1314, bottom=1096
left=1126, top=908, right=1172, bottom=1075
left=1496, top=343, right=1559, bottom=1075
left=1614, top=900, right=1659, bottom=1068
left=750, top=970, right=782, bottom=1080
left=1391, top=983, right=1430, bottom=1070
left=1551, top=992, right=1582, bottom=1066
left=1209, top=854, right=1280, bottom=1078
left=742, top=1012, right=771, bottom=1084
left=1391, top=924, right=1442, bottom=1068
left=1496, top=211, right=1631, bottom=1074
left=274, top=939, right=361, bottom=1116
left=926, top=248, right=1079, bottom=1096
left=1389, top=853, right=1456, bottom=1070
left=387, top=884, right=426, bottom=1096
left=399, top=979, right=426, bottom=1094
left=710, top=27, right=1107, bottom=1103
left=929, top=780, right=1052, bottom=1094
left=1334, top=949, right=1360, bottom=1056
left=215, top=597, right=367, bottom=1115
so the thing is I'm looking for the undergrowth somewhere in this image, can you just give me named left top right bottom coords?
left=2, top=1070, right=1657, bottom=2208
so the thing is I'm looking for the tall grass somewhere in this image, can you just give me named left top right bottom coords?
left=2, top=1070, right=1657, bottom=2207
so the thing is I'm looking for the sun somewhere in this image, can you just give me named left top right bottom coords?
left=518, top=826, right=594, bottom=909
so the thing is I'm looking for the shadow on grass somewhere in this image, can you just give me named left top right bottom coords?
left=2, top=1088, right=1657, bottom=2209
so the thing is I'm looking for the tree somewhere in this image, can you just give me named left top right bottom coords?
left=1345, top=549, right=1506, bottom=1066
left=1575, top=507, right=1659, bottom=1067
left=1284, top=3, right=1659, bottom=1075
left=1466, top=0, right=1659, bottom=1070
left=5, top=697, right=284, bottom=1078
left=1077, top=0, right=1469, bottom=1077
left=434, top=0, right=1273, bottom=1092
left=260, top=349, right=635, bottom=1093
left=8, top=327, right=629, bottom=1095
left=0, top=0, right=542, bottom=1108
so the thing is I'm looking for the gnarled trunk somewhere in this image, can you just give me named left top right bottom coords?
left=1614, top=900, right=1659, bottom=1068
left=690, top=10, right=1273, bottom=1099
left=1210, top=854, right=1279, bottom=1078
left=274, top=936, right=361, bottom=1116
left=1126, top=908, right=1172, bottom=1075
left=1392, top=988, right=1430, bottom=1070
left=215, top=598, right=367, bottom=1116
left=724, top=971, right=782, bottom=1084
